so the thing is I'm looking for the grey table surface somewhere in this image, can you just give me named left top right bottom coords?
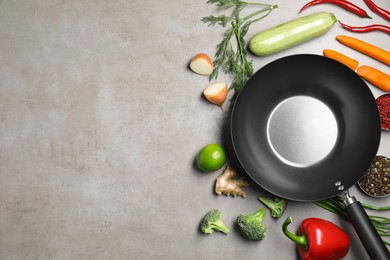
left=0, top=0, right=389, bottom=259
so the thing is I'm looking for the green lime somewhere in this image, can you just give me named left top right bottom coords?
left=197, top=144, right=227, bottom=172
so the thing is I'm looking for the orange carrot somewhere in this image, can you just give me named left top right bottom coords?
left=336, top=35, right=390, bottom=66
left=357, top=65, right=390, bottom=92
left=323, top=49, right=359, bottom=71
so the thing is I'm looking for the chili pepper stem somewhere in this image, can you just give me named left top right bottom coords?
left=282, top=216, right=309, bottom=251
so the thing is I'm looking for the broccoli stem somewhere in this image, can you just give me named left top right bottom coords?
left=213, top=220, right=230, bottom=234
left=252, top=207, right=266, bottom=220
left=258, top=196, right=286, bottom=218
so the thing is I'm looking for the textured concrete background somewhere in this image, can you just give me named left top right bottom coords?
left=0, top=0, right=389, bottom=259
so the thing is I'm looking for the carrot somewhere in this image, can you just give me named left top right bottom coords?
left=323, top=49, right=359, bottom=71
left=357, top=65, right=390, bottom=92
left=336, top=35, right=390, bottom=66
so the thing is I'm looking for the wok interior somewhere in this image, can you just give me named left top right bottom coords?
left=266, top=95, right=339, bottom=168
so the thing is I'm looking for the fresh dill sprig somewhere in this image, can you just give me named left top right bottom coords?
left=202, top=0, right=278, bottom=100
left=229, top=19, right=253, bottom=94
left=201, top=15, right=233, bottom=27
left=207, top=0, right=246, bottom=17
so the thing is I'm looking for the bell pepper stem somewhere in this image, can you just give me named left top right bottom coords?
left=282, top=216, right=309, bottom=251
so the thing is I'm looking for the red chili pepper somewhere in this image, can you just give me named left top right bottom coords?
left=339, top=21, right=390, bottom=35
left=363, top=0, right=390, bottom=22
left=283, top=216, right=351, bottom=260
left=300, top=0, right=372, bottom=19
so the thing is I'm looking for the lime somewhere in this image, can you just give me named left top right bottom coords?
left=197, top=144, right=227, bottom=172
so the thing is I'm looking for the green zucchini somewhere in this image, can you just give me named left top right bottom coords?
left=249, top=12, right=337, bottom=56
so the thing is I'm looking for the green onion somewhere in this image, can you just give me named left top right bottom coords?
left=314, top=198, right=390, bottom=246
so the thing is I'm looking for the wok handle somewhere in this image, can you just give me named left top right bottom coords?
left=344, top=197, right=390, bottom=260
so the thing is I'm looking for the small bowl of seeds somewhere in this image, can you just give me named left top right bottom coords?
left=376, top=94, right=390, bottom=131
left=358, top=156, right=390, bottom=198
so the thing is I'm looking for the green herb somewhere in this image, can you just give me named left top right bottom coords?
left=314, top=197, right=390, bottom=245
left=202, top=0, right=278, bottom=100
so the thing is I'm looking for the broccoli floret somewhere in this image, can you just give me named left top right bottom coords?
left=258, top=196, right=287, bottom=218
left=200, top=209, right=230, bottom=235
left=236, top=208, right=267, bottom=240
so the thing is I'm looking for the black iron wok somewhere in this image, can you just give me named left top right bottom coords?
left=231, top=54, right=389, bottom=259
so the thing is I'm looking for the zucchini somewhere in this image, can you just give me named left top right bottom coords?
left=249, top=12, right=337, bottom=56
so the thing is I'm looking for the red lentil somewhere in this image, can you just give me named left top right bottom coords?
left=376, top=94, right=390, bottom=130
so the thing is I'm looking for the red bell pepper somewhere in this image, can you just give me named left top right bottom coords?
left=282, top=216, right=350, bottom=260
